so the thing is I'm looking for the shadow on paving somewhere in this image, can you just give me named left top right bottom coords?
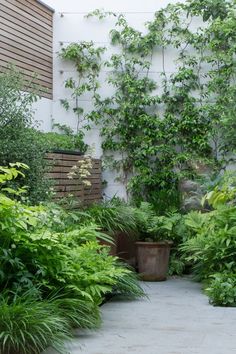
left=44, top=277, right=236, bottom=354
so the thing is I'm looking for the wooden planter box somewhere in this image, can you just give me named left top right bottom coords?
left=45, top=151, right=102, bottom=206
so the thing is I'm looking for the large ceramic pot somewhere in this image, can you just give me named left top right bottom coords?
left=136, top=241, right=173, bottom=281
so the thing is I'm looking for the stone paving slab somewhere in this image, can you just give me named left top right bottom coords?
left=47, top=278, right=236, bottom=354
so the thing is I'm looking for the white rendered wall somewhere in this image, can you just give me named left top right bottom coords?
left=33, top=97, right=53, bottom=132
left=39, top=0, right=186, bottom=200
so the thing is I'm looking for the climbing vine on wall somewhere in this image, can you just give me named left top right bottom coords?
left=60, top=0, right=236, bottom=210
left=59, top=41, right=105, bottom=132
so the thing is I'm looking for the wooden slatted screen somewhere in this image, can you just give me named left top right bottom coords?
left=0, top=0, right=53, bottom=99
left=45, top=152, right=102, bottom=206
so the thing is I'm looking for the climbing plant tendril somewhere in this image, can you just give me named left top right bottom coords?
left=60, top=0, right=236, bottom=210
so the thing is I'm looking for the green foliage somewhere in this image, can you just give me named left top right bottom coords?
left=148, top=212, right=184, bottom=242
left=112, top=267, right=147, bottom=299
left=176, top=174, right=236, bottom=305
left=0, top=68, right=38, bottom=130
left=0, top=69, right=51, bottom=204
left=84, top=200, right=137, bottom=234
left=0, top=162, right=28, bottom=186
left=36, top=124, right=88, bottom=153
left=0, top=165, right=145, bottom=352
left=66, top=241, right=145, bottom=304
left=59, top=41, right=105, bottom=131
left=133, top=203, right=184, bottom=243
left=132, top=202, right=156, bottom=235
left=202, top=172, right=236, bottom=209
left=168, top=256, right=186, bottom=276
left=61, top=0, right=236, bottom=207
left=0, top=69, right=89, bottom=204
left=184, top=210, right=207, bottom=232
left=181, top=206, right=236, bottom=281
left=0, top=291, right=100, bottom=354
left=0, top=291, right=72, bottom=354
left=205, top=273, right=236, bottom=306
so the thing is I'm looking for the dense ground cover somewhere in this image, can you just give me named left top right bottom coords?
left=0, top=164, right=145, bottom=353
left=1, top=166, right=236, bottom=354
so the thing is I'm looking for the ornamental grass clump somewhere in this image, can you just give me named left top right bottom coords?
left=0, top=164, right=145, bottom=353
left=85, top=200, right=138, bottom=234
left=0, top=292, right=71, bottom=354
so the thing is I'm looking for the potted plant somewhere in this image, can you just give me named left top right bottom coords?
left=135, top=204, right=180, bottom=281
left=85, top=200, right=137, bottom=258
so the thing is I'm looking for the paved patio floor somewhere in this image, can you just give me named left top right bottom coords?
left=50, top=277, right=236, bottom=354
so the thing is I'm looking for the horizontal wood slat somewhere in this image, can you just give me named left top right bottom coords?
left=49, top=166, right=101, bottom=173
left=0, top=1, right=52, bottom=31
left=51, top=178, right=102, bottom=185
left=0, top=62, right=52, bottom=97
left=0, top=5, right=52, bottom=37
left=0, top=44, right=52, bottom=73
left=4, top=0, right=52, bottom=26
left=0, top=0, right=53, bottom=99
left=0, top=53, right=52, bottom=79
left=45, top=153, right=102, bottom=206
left=20, top=0, right=53, bottom=19
left=84, top=194, right=103, bottom=200
left=46, top=175, right=101, bottom=183
left=53, top=185, right=84, bottom=192
left=0, top=36, right=52, bottom=65
left=55, top=191, right=84, bottom=198
left=46, top=153, right=100, bottom=163
left=47, top=158, right=101, bottom=166
left=0, top=22, right=52, bottom=52
left=0, top=17, right=52, bottom=47
left=45, top=156, right=101, bottom=166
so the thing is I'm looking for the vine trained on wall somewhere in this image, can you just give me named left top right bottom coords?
left=60, top=0, right=236, bottom=211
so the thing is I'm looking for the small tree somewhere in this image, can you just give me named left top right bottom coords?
left=0, top=68, right=50, bottom=203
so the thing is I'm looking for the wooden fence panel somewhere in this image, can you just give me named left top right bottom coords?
left=45, top=152, right=102, bottom=206
left=0, top=0, right=53, bottom=99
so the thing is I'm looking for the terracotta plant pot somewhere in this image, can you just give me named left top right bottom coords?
left=116, top=231, right=136, bottom=267
left=136, top=241, right=173, bottom=281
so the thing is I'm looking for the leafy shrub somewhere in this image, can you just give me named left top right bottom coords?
left=0, top=69, right=51, bottom=204
left=205, top=273, right=236, bottom=307
left=0, top=164, right=145, bottom=352
left=132, top=202, right=156, bottom=235
left=168, top=256, right=186, bottom=276
left=202, top=172, right=236, bottom=209
left=181, top=207, right=236, bottom=281
left=148, top=211, right=184, bottom=242
left=58, top=241, right=145, bottom=304
left=178, top=175, right=236, bottom=306
left=0, top=69, right=87, bottom=204
left=35, top=124, right=88, bottom=153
